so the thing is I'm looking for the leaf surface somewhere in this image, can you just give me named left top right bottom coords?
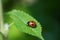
left=7, top=10, right=44, bottom=40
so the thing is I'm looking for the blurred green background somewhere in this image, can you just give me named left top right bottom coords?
left=2, top=0, right=60, bottom=40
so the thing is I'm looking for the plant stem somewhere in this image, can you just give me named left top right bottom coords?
left=0, top=0, right=7, bottom=40
left=0, top=0, right=4, bottom=32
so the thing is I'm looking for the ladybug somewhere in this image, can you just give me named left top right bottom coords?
left=27, top=21, right=36, bottom=28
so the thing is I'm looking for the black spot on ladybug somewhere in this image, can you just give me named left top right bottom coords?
left=27, top=21, right=36, bottom=28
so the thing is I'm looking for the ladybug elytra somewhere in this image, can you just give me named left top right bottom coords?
left=27, top=21, right=36, bottom=28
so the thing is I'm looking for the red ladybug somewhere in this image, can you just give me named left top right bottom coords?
left=27, top=21, right=36, bottom=28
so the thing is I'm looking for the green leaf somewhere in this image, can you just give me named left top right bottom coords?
left=7, top=9, right=44, bottom=40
